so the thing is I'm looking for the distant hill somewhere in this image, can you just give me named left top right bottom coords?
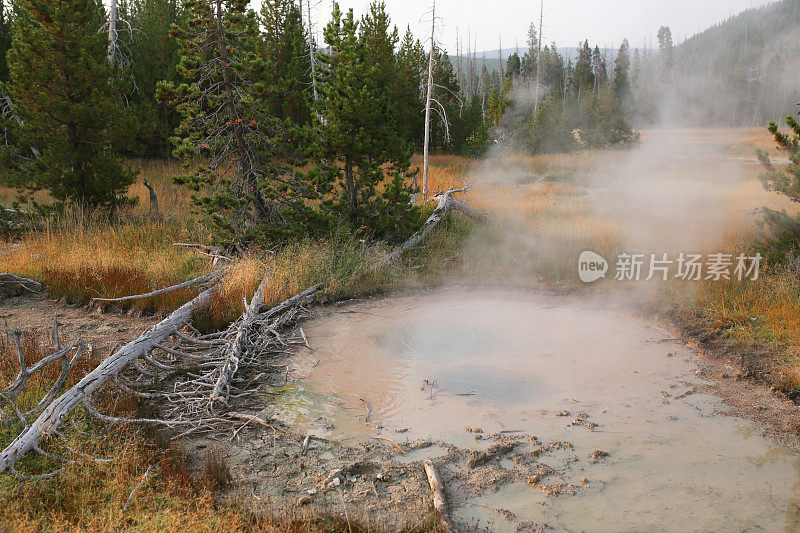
left=450, top=1, right=800, bottom=127
left=669, top=0, right=800, bottom=126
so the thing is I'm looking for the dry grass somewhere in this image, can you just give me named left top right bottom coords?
left=0, top=329, right=438, bottom=532
left=0, top=209, right=212, bottom=313
left=196, top=237, right=403, bottom=331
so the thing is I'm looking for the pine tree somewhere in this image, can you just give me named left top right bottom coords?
left=613, top=39, right=631, bottom=100
left=396, top=27, right=425, bottom=147
left=657, top=26, right=674, bottom=82
left=523, top=22, right=538, bottom=78
left=758, top=105, right=800, bottom=202
left=2, top=0, right=136, bottom=208
left=162, top=0, right=311, bottom=244
left=755, top=105, right=800, bottom=262
left=591, top=45, right=602, bottom=89
left=573, top=40, right=593, bottom=97
left=313, top=2, right=418, bottom=239
left=260, top=0, right=312, bottom=125
left=0, top=0, right=11, bottom=84
left=126, top=0, right=183, bottom=157
left=506, top=52, right=521, bottom=80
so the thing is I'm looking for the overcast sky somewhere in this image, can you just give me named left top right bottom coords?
left=295, top=0, right=775, bottom=53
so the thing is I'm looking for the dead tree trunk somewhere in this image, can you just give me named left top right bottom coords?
left=108, top=0, right=118, bottom=63
left=142, top=179, right=160, bottom=219
left=422, top=0, right=436, bottom=200
left=210, top=278, right=267, bottom=404
left=424, top=460, right=456, bottom=533
left=0, top=287, right=214, bottom=475
left=385, top=186, right=485, bottom=264
left=533, top=0, right=543, bottom=116
left=306, top=0, right=318, bottom=102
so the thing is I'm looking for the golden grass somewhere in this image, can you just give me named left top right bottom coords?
left=196, top=237, right=401, bottom=331
left=0, top=210, right=212, bottom=312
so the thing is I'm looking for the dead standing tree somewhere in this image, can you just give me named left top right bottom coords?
left=422, top=0, right=436, bottom=200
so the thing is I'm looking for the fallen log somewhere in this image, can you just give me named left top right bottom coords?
left=0, top=273, right=43, bottom=293
left=209, top=282, right=322, bottom=405
left=91, top=269, right=224, bottom=304
left=123, top=464, right=157, bottom=511
left=210, top=277, right=268, bottom=404
left=174, top=242, right=232, bottom=267
left=385, top=186, right=485, bottom=265
left=424, top=460, right=456, bottom=533
left=0, top=286, right=215, bottom=476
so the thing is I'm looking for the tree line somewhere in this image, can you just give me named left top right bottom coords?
left=459, top=23, right=639, bottom=154
left=0, top=0, right=653, bottom=246
left=0, top=0, right=498, bottom=245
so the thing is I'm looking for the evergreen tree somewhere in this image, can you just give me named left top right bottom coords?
left=395, top=27, right=425, bottom=147
left=657, top=25, right=674, bottom=82
left=613, top=39, right=631, bottom=99
left=162, top=0, right=310, bottom=244
left=523, top=22, right=538, bottom=78
left=596, top=58, right=608, bottom=88
left=260, top=0, right=312, bottom=125
left=126, top=0, right=183, bottom=157
left=758, top=106, right=800, bottom=202
left=506, top=52, right=521, bottom=79
left=0, top=0, right=11, bottom=84
left=592, top=45, right=602, bottom=89
left=573, top=40, right=593, bottom=96
left=755, top=105, right=800, bottom=262
left=2, top=0, right=136, bottom=208
left=540, top=44, right=565, bottom=88
left=313, top=2, right=418, bottom=239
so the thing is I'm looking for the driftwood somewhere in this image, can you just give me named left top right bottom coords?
left=385, top=186, right=485, bottom=265
left=424, top=460, right=456, bottom=533
left=209, top=283, right=322, bottom=406
left=174, top=242, right=232, bottom=268
left=91, top=269, right=224, bottom=304
left=0, top=273, right=43, bottom=293
left=123, top=464, right=157, bottom=511
left=210, top=277, right=267, bottom=404
left=0, top=287, right=215, bottom=476
left=1, top=315, right=88, bottom=414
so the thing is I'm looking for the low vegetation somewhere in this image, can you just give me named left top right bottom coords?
left=0, top=0, right=797, bottom=528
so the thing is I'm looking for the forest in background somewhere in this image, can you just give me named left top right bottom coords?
left=456, top=0, right=800, bottom=144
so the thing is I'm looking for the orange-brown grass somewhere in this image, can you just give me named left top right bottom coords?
left=197, top=237, right=402, bottom=331
left=0, top=209, right=212, bottom=312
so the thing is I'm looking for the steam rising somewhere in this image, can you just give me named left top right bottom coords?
left=453, top=86, right=793, bottom=294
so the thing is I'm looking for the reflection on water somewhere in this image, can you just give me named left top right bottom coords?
left=274, top=288, right=800, bottom=531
